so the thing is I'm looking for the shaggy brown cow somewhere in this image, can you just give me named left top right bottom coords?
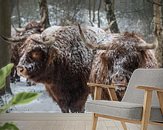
left=10, top=21, right=43, bottom=83
left=10, top=4, right=48, bottom=83
left=79, top=28, right=158, bottom=101
left=15, top=25, right=108, bottom=113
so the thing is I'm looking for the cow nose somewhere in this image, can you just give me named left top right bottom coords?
left=17, top=66, right=24, bottom=73
left=16, top=65, right=27, bottom=76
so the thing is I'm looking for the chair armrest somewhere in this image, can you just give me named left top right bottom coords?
left=87, top=82, right=115, bottom=89
left=136, top=86, right=163, bottom=92
left=137, top=86, right=163, bottom=116
left=87, top=82, right=118, bottom=101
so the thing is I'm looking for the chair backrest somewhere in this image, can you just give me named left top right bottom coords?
left=122, top=68, right=163, bottom=107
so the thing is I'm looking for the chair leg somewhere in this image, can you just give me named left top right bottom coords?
left=92, top=113, right=98, bottom=130
left=141, top=90, right=152, bottom=130
left=141, top=123, right=148, bottom=130
left=121, top=121, right=127, bottom=130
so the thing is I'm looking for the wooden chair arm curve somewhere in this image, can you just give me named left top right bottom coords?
left=87, top=82, right=115, bottom=89
left=136, top=86, right=163, bottom=92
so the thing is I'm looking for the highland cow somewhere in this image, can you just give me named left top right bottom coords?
left=79, top=28, right=158, bottom=101
left=15, top=25, right=109, bottom=112
left=10, top=21, right=45, bottom=83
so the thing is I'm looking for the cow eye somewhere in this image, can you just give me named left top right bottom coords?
left=31, top=51, right=42, bottom=60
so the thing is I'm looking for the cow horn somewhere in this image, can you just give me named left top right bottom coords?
left=31, top=38, right=44, bottom=44
left=78, top=24, right=109, bottom=50
left=0, top=35, right=26, bottom=43
left=12, top=23, right=26, bottom=32
left=137, top=37, right=158, bottom=50
left=15, top=27, right=26, bottom=32
left=101, top=20, right=115, bottom=31
left=31, top=38, right=55, bottom=45
left=78, top=24, right=94, bottom=49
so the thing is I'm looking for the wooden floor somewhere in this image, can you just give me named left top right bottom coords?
left=0, top=113, right=141, bottom=130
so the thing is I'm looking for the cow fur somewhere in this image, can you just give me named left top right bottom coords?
left=89, top=32, right=158, bottom=101
left=17, top=25, right=108, bottom=112
left=10, top=21, right=43, bottom=83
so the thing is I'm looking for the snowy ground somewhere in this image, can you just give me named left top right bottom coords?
left=3, top=77, right=91, bottom=113
left=8, top=77, right=61, bottom=113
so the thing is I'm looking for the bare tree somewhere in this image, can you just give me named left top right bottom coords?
left=92, top=0, right=96, bottom=22
left=97, top=0, right=102, bottom=27
left=16, top=0, right=21, bottom=27
left=0, top=0, right=12, bottom=95
left=153, top=0, right=163, bottom=67
left=89, top=0, right=92, bottom=22
left=39, top=0, right=50, bottom=28
left=105, top=0, right=119, bottom=33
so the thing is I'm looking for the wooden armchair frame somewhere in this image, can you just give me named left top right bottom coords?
left=87, top=82, right=127, bottom=129
left=87, top=82, right=163, bottom=130
left=87, top=82, right=118, bottom=101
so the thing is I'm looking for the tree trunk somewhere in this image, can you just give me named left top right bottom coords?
left=16, top=0, right=21, bottom=27
left=0, top=0, right=12, bottom=95
left=97, top=0, right=102, bottom=27
left=92, top=0, right=96, bottom=22
left=89, top=0, right=92, bottom=22
left=39, top=0, right=50, bottom=29
left=105, top=0, right=119, bottom=33
left=153, top=0, right=163, bottom=68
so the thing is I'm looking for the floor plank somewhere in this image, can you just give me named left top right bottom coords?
left=0, top=113, right=140, bottom=130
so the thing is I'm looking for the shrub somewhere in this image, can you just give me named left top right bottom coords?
left=0, top=63, right=39, bottom=130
